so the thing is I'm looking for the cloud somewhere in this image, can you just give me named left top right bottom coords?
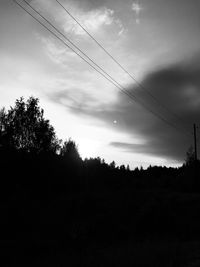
left=31, top=0, right=116, bottom=35
left=62, top=7, right=114, bottom=35
left=136, top=18, right=140, bottom=24
left=68, top=0, right=108, bottom=11
left=37, top=35, right=76, bottom=66
left=132, top=1, right=142, bottom=24
left=110, top=54, right=200, bottom=162
left=30, top=0, right=126, bottom=40
left=132, top=2, right=142, bottom=15
left=50, top=53, right=200, bottom=163
left=115, top=18, right=127, bottom=36
left=48, top=87, right=99, bottom=111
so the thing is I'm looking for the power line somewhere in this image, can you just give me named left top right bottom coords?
left=14, top=1, right=148, bottom=108
left=13, top=0, right=191, bottom=138
left=12, top=1, right=124, bottom=88
left=20, top=0, right=125, bottom=88
left=56, top=0, right=190, bottom=134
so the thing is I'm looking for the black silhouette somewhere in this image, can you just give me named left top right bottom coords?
left=0, top=97, right=60, bottom=153
left=1, top=96, right=200, bottom=266
left=60, top=138, right=81, bottom=161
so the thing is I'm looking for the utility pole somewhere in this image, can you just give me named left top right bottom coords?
left=193, top=123, right=197, bottom=161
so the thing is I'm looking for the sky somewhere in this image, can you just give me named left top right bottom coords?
left=0, top=0, right=200, bottom=168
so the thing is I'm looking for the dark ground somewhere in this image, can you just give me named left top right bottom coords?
left=1, top=149, right=200, bottom=266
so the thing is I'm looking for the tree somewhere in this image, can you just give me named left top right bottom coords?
left=60, top=138, right=80, bottom=161
left=109, top=161, right=116, bottom=169
left=126, top=164, right=130, bottom=171
left=119, top=164, right=126, bottom=171
left=0, top=97, right=60, bottom=153
left=185, top=146, right=195, bottom=166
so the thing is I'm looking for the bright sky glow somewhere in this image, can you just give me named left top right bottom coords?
left=0, top=0, right=199, bottom=168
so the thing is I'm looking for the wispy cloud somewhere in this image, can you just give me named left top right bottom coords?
left=60, top=7, right=114, bottom=35
left=67, top=0, right=108, bottom=11
left=37, top=35, right=76, bottom=66
left=115, top=18, right=127, bottom=36
left=132, top=2, right=142, bottom=15
left=132, top=1, right=142, bottom=24
left=31, top=0, right=126, bottom=38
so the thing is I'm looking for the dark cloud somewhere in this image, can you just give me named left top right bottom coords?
left=49, top=53, right=200, bottom=163
left=109, top=54, right=200, bottom=162
left=48, top=88, right=98, bottom=111
left=110, top=54, right=200, bottom=162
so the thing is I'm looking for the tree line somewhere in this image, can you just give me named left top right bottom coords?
left=1, top=97, right=200, bottom=266
left=0, top=96, right=199, bottom=188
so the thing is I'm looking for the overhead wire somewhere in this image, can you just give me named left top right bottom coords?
left=14, top=0, right=191, bottom=138
left=12, top=1, right=128, bottom=90
left=55, top=0, right=190, bottom=134
left=13, top=0, right=191, bottom=139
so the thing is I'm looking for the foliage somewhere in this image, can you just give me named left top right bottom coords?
left=185, top=146, right=195, bottom=166
left=0, top=97, right=60, bottom=153
left=1, top=97, right=200, bottom=266
left=109, top=160, right=116, bottom=169
left=60, top=138, right=81, bottom=161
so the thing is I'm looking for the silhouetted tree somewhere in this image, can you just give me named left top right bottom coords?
left=109, top=160, right=116, bottom=169
left=126, top=164, right=130, bottom=171
left=60, top=138, right=81, bottom=161
left=0, top=97, right=60, bottom=153
left=185, top=146, right=195, bottom=166
left=120, top=164, right=126, bottom=171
